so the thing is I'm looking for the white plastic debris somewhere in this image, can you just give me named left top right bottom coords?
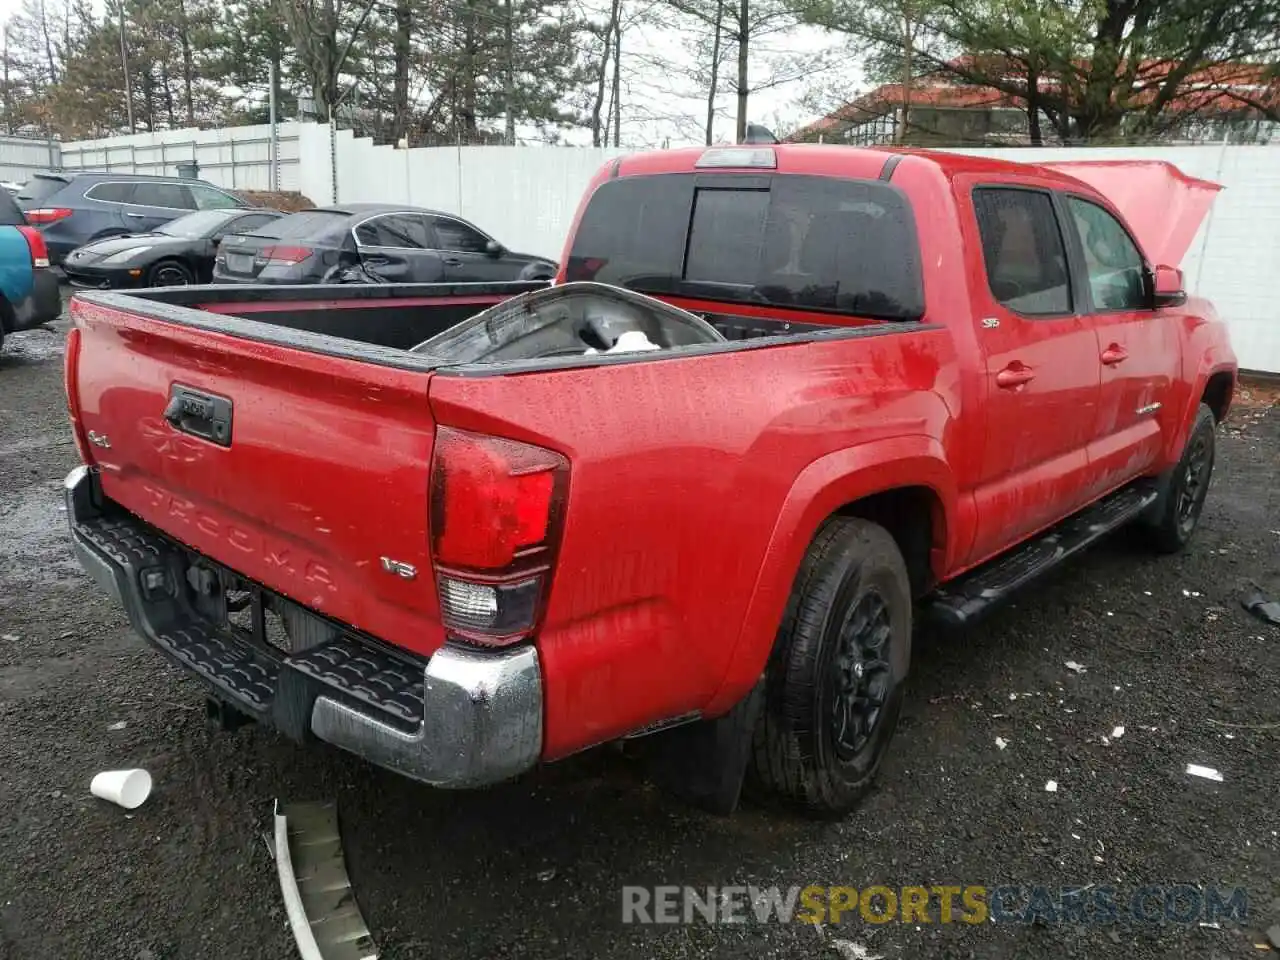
left=1185, top=764, right=1224, bottom=782
left=1111, top=726, right=1125, bottom=740
left=1009, top=692, right=1018, bottom=701
left=832, top=941, right=884, bottom=960
left=1105, top=611, right=1114, bottom=617
left=995, top=737, right=1008, bottom=751
left=90, top=768, right=152, bottom=809
left=1065, top=661, right=1087, bottom=674
left=584, top=330, right=662, bottom=356
left=108, top=721, right=128, bottom=731
left=0, top=634, right=17, bottom=642
left=1045, top=780, right=1059, bottom=793
left=1143, top=590, right=1153, bottom=596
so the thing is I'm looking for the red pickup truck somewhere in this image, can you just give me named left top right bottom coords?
left=63, top=145, right=1236, bottom=817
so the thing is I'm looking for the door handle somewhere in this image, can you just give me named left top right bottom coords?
left=124, top=212, right=147, bottom=219
left=995, top=363, right=1036, bottom=389
left=363, top=255, right=389, bottom=266
left=442, top=257, right=463, bottom=266
left=1101, top=344, right=1129, bottom=365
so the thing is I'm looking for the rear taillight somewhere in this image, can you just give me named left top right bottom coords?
left=261, top=244, right=313, bottom=264
left=430, top=427, right=568, bottom=647
left=17, top=225, right=50, bottom=267
left=64, top=326, right=92, bottom=463
left=24, top=207, right=73, bottom=225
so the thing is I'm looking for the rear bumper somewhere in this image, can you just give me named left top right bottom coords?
left=6, top=268, right=62, bottom=331
left=63, top=466, right=543, bottom=788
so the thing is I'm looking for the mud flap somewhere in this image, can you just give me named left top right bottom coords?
left=645, top=680, right=765, bottom=816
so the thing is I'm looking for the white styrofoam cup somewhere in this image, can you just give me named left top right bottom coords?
left=89, top=769, right=152, bottom=809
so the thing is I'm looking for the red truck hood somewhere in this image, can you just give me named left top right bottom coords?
left=1042, top=160, right=1222, bottom=267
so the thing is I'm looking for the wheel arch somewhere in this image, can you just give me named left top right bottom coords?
left=1201, top=369, right=1234, bottom=423
left=703, top=436, right=957, bottom=716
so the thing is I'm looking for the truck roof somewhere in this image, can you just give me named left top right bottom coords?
left=609, top=144, right=1221, bottom=267
left=611, top=143, right=1104, bottom=192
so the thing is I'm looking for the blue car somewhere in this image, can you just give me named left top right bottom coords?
left=15, top=172, right=248, bottom=266
left=0, top=188, right=61, bottom=351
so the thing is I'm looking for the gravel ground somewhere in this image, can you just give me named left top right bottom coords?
left=1, top=311, right=1278, bottom=960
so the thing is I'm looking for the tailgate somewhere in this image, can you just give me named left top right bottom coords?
left=69, top=296, right=445, bottom=657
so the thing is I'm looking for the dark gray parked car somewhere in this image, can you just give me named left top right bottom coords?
left=15, top=172, right=249, bottom=266
left=211, top=203, right=558, bottom=285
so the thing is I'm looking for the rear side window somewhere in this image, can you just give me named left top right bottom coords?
left=565, top=173, right=925, bottom=321
left=17, top=175, right=67, bottom=202
left=972, top=188, right=1071, bottom=316
left=189, top=183, right=243, bottom=210
left=134, top=182, right=194, bottom=209
left=251, top=210, right=350, bottom=242
left=85, top=182, right=136, bottom=204
left=355, top=214, right=429, bottom=248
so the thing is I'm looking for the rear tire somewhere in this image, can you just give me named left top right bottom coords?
left=749, top=517, right=912, bottom=818
left=1141, top=403, right=1217, bottom=553
left=147, top=259, right=194, bottom=287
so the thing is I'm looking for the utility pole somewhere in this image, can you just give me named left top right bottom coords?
left=2, top=24, right=12, bottom=135
left=735, top=0, right=748, bottom=144
left=268, top=60, right=278, bottom=191
left=503, top=0, right=515, bottom=144
left=611, top=21, right=621, bottom=146
left=118, top=4, right=135, bottom=133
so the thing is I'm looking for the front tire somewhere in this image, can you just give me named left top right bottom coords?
left=1141, top=403, right=1217, bottom=553
left=147, top=259, right=194, bottom=287
left=749, top=517, right=912, bottom=818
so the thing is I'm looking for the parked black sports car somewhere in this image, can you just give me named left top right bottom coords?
left=62, top=207, right=285, bottom=288
left=210, top=203, right=558, bottom=285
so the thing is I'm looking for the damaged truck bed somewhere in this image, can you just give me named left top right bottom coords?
left=63, top=144, right=1237, bottom=817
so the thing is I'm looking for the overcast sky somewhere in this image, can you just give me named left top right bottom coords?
left=0, top=0, right=859, bottom=147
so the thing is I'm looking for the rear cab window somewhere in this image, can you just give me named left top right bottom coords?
left=564, top=173, right=925, bottom=322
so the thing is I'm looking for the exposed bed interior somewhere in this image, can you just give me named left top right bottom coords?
left=125, top=281, right=840, bottom=359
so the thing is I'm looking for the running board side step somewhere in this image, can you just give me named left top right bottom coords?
left=925, top=483, right=1159, bottom=628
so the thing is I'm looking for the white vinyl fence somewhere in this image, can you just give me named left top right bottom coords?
left=0, top=124, right=1276, bottom=372
left=58, top=122, right=304, bottom=194
left=0, top=133, right=60, bottom=183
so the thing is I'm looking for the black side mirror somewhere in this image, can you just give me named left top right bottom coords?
left=1151, top=264, right=1187, bottom=309
left=485, top=239, right=505, bottom=258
